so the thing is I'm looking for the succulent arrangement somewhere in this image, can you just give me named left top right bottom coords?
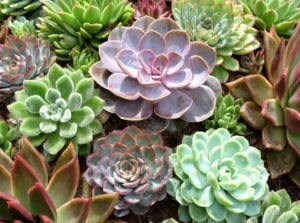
left=0, top=137, right=118, bottom=223
left=7, top=63, right=104, bottom=160
left=37, top=0, right=134, bottom=61
left=226, top=22, right=300, bottom=184
left=240, top=0, right=300, bottom=37
left=172, top=0, right=261, bottom=82
left=246, top=189, right=300, bottom=223
left=84, top=125, right=173, bottom=217
left=0, top=34, right=55, bottom=103
left=91, top=16, right=221, bottom=131
left=167, top=128, right=269, bottom=222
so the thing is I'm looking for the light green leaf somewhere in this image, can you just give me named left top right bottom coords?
left=67, top=93, right=82, bottom=111
left=59, top=122, right=78, bottom=138
left=39, top=120, right=57, bottom=134
left=24, top=80, right=48, bottom=97
left=75, top=78, right=93, bottom=102
left=43, top=132, right=66, bottom=156
left=20, top=118, right=42, bottom=136
left=75, top=127, right=93, bottom=144
left=56, top=75, right=74, bottom=100
left=71, top=107, right=95, bottom=127
left=26, top=96, right=47, bottom=114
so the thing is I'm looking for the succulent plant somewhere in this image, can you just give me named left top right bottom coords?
left=90, top=16, right=221, bottom=132
left=0, top=119, right=18, bottom=156
left=167, top=128, right=269, bottom=223
left=239, top=49, right=265, bottom=74
left=172, top=0, right=261, bottom=82
left=37, top=0, right=134, bottom=61
left=84, top=125, right=173, bottom=217
left=7, top=63, right=104, bottom=160
left=225, top=22, right=300, bottom=184
left=0, top=34, right=55, bottom=103
left=246, top=189, right=300, bottom=223
left=9, top=16, right=37, bottom=38
left=239, top=0, right=300, bottom=38
left=203, top=94, right=252, bottom=135
left=0, top=137, right=118, bottom=223
left=133, top=0, right=171, bottom=19
left=0, top=0, right=42, bottom=16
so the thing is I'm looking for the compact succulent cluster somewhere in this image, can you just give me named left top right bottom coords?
left=8, top=63, right=104, bottom=160
left=133, top=0, right=171, bottom=19
left=172, top=0, right=261, bottom=82
left=0, top=0, right=41, bottom=17
left=0, top=137, right=118, bottom=223
left=84, top=125, right=173, bottom=217
left=91, top=16, right=221, bottom=131
left=38, top=0, right=134, bottom=61
left=167, top=128, right=269, bottom=222
left=0, top=35, right=54, bottom=102
left=8, top=16, right=37, bottom=38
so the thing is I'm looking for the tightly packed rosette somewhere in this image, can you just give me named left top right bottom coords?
left=84, top=125, right=173, bottom=217
left=90, top=16, right=221, bottom=131
left=167, top=128, right=269, bottom=222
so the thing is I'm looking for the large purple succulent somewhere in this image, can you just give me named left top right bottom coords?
left=90, top=16, right=221, bottom=131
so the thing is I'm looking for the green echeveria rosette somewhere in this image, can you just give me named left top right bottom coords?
left=239, top=0, right=300, bottom=38
left=7, top=63, right=104, bottom=160
left=0, top=0, right=42, bottom=16
left=167, top=128, right=269, bottom=223
left=37, top=0, right=134, bottom=61
left=172, top=0, right=260, bottom=82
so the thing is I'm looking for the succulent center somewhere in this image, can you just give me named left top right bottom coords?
left=114, top=159, right=143, bottom=181
left=39, top=98, right=71, bottom=122
left=151, top=54, right=168, bottom=79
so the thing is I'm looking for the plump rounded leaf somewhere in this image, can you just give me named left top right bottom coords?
left=25, top=96, right=47, bottom=114
left=20, top=118, right=42, bottom=137
left=71, top=107, right=95, bottom=127
left=24, top=80, right=48, bottom=97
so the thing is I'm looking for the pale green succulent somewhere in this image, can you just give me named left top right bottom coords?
left=0, top=0, right=41, bottom=16
left=7, top=63, right=104, bottom=160
left=37, top=0, right=134, bottom=61
left=247, top=189, right=300, bottom=223
left=172, top=0, right=260, bottom=82
left=0, top=120, right=18, bottom=156
left=9, top=16, right=37, bottom=38
left=167, top=128, right=269, bottom=223
left=239, top=0, right=300, bottom=38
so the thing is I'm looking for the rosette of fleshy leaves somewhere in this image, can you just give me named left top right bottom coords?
left=37, top=0, right=134, bottom=61
left=7, top=63, right=104, bottom=160
left=84, top=125, right=173, bottom=217
left=8, top=16, right=37, bottom=38
left=226, top=22, right=300, bottom=185
left=0, top=34, right=55, bottom=103
left=0, top=119, right=18, bottom=156
left=0, top=0, right=41, bottom=16
left=239, top=49, right=265, bottom=74
left=90, top=16, right=221, bottom=132
left=0, top=137, right=118, bottom=223
left=246, top=189, right=300, bottom=223
left=172, top=0, right=260, bottom=82
left=239, top=0, right=300, bottom=38
left=203, top=94, right=252, bottom=135
left=133, top=0, right=171, bottom=19
left=167, top=128, right=269, bottom=223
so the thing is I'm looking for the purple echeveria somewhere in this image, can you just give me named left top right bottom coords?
left=90, top=16, right=221, bottom=131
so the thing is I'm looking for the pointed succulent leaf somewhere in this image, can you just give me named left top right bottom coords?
left=75, top=78, right=94, bottom=102
left=56, top=75, right=74, bottom=100
left=7, top=102, right=35, bottom=119
left=0, top=165, right=11, bottom=194
left=24, top=80, right=48, bottom=97
left=67, top=93, right=82, bottom=111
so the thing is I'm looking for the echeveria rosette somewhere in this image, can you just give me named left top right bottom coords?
left=167, top=128, right=269, bottom=223
left=0, top=35, right=55, bottom=102
left=172, top=0, right=260, bottom=82
left=90, top=16, right=221, bottom=131
left=7, top=63, right=104, bottom=160
left=84, top=125, right=173, bottom=217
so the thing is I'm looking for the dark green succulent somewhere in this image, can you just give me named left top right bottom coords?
left=7, top=63, right=104, bottom=160
left=38, top=0, right=134, bottom=61
left=203, top=94, right=252, bottom=135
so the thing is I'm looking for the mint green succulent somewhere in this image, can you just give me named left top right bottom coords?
left=0, top=120, right=17, bottom=156
left=247, top=189, right=300, bottom=223
left=38, top=0, right=134, bottom=61
left=0, top=0, right=41, bottom=16
left=203, top=94, right=252, bottom=135
left=7, top=63, right=104, bottom=160
left=172, top=0, right=260, bottom=82
left=167, top=128, right=269, bottom=223
left=9, top=16, right=37, bottom=38
left=239, top=0, right=300, bottom=37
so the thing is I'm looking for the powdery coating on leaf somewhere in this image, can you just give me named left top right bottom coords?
left=91, top=16, right=221, bottom=125
left=83, top=125, right=173, bottom=217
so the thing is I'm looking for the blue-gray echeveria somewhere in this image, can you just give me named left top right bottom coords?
left=90, top=16, right=221, bottom=131
left=167, top=128, right=269, bottom=223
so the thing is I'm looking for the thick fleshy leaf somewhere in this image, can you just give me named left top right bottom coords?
left=147, top=17, right=180, bottom=36
left=99, top=41, right=123, bottom=73
left=226, top=78, right=253, bottom=102
left=24, top=80, right=48, bottom=97
left=7, top=102, right=36, bottom=119
left=288, top=159, right=300, bottom=188
left=138, top=49, right=156, bottom=75
left=56, top=75, right=74, bottom=100
left=286, top=129, right=300, bottom=157
left=59, top=122, right=78, bottom=138
left=46, top=143, right=79, bottom=208
left=25, top=96, right=47, bottom=114
left=285, top=107, right=300, bottom=134
left=40, top=120, right=57, bottom=134
left=206, top=200, right=227, bottom=221
left=165, top=30, right=190, bottom=56
left=139, top=30, right=165, bottom=55
left=0, top=165, right=11, bottom=194
left=43, top=132, right=66, bottom=156
left=83, top=96, right=104, bottom=115
left=132, top=16, right=155, bottom=31
left=240, top=101, right=266, bottom=129
left=261, top=99, right=284, bottom=126
left=116, top=49, right=143, bottom=78
left=75, top=78, right=94, bottom=102
left=71, top=107, right=95, bottom=127
left=165, top=52, right=185, bottom=74
left=75, top=127, right=93, bottom=144
left=185, top=56, right=210, bottom=89
left=155, top=89, right=193, bottom=119
left=188, top=203, right=207, bottom=222
left=67, top=93, right=82, bottom=111
left=6, top=199, right=35, bottom=222
left=262, top=125, right=286, bottom=151
left=20, top=118, right=42, bottom=137
left=121, top=28, right=144, bottom=52
left=140, top=84, right=171, bottom=102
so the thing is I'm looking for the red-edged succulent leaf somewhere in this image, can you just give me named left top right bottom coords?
left=286, top=129, right=300, bottom=157
left=288, top=159, right=300, bottom=189
left=266, top=145, right=296, bottom=179
left=244, top=74, right=274, bottom=106
left=288, top=62, right=300, bottom=98
left=274, top=67, right=288, bottom=103
left=20, top=137, right=48, bottom=187
left=269, top=39, right=285, bottom=85
left=11, top=155, right=41, bottom=210
left=261, top=99, right=284, bottom=126
left=7, top=199, right=35, bottom=222
left=0, top=149, right=13, bottom=171
left=225, top=77, right=253, bottom=102
left=28, top=183, right=56, bottom=222
left=56, top=198, right=91, bottom=223
left=285, top=107, right=300, bottom=134
left=0, top=192, right=16, bottom=221
left=262, top=125, right=286, bottom=151
left=85, top=193, right=119, bottom=223
left=240, top=101, right=266, bottom=129
left=0, top=165, right=11, bottom=194
left=40, top=215, right=55, bottom=223
left=46, top=143, right=80, bottom=209
left=284, top=22, right=300, bottom=71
